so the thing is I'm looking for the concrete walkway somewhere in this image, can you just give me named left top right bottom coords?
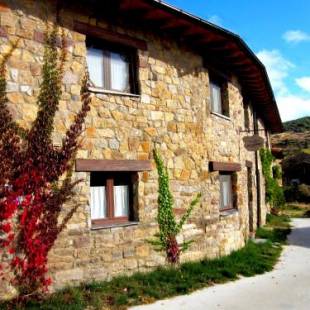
left=131, top=218, right=310, bottom=310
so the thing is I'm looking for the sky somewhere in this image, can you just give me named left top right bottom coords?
left=165, top=0, right=310, bottom=122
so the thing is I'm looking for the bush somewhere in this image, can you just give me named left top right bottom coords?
left=284, top=184, right=310, bottom=203
left=260, top=148, right=285, bottom=209
left=272, top=165, right=282, bottom=180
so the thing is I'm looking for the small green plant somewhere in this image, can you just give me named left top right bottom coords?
left=284, top=184, right=310, bottom=203
left=272, top=165, right=282, bottom=180
left=260, top=148, right=285, bottom=209
left=150, top=149, right=201, bottom=264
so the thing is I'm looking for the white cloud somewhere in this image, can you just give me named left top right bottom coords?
left=256, top=49, right=310, bottom=122
left=277, top=95, right=310, bottom=121
left=296, top=77, right=310, bottom=93
left=256, top=49, right=294, bottom=96
left=283, top=30, right=310, bottom=43
left=208, top=15, right=223, bottom=26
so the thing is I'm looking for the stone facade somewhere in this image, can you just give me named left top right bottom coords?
left=0, top=0, right=274, bottom=296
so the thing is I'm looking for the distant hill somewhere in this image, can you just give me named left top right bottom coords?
left=272, top=117, right=310, bottom=201
left=272, top=131, right=310, bottom=156
left=272, top=116, right=310, bottom=156
left=283, top=117, right=310, bottom=133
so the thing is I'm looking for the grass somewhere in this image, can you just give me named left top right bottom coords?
left=1, top=214, right=291, bottom=310
left=281, top=203, right=310, bottom=218
left=256, top=214, right=291, bottom=244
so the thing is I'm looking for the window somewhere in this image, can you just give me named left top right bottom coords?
left=90, top=172, right=136, bottom=227
left=244, top=102, right=250, bottom=130
left=219, top=173, right=233, bottom=210
left=86, top=38, right=139, bottom=94
left=210, top=76, right=229, bottom=117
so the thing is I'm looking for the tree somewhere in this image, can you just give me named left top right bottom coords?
left=0, top=26, right=91, bottom=298
left=150, top=149, right=201, bottom=264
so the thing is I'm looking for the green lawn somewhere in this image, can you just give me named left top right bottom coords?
left=281, top=204, right=310, bottom=218
left=256, top=214, right=291, bottom=244
left=1, top=214, right=291, bottom=310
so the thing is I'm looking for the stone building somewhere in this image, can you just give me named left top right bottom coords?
left=0, top=0, right=282, bottom=294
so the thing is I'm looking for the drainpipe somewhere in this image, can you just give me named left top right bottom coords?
left=253, top=111, right=261, bottom=227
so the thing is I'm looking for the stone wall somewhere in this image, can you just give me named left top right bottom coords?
left=0, top=0, right=271, bottom=296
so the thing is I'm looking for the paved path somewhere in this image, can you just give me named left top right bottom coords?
left=131, top=218, right=310, bottom=310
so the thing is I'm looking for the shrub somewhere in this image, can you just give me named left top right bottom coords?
left=260, top=148, right=285, bottom=209
left=298, top=184, right=310, bottom=202
left=272, top=165, right=282, bottom=180
left=284, top=184, right=310, bottom=203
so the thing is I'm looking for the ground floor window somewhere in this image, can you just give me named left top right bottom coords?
left=219, top=173, right=233, bottom=211
left=90, top=172, right=136, bottom=227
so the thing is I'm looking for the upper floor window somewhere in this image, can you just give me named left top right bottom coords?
left=86, top=38, right=139, bottom=94
left=210, top=75, right=229, bottom=117
left=244, top=102, right=250, bottom=130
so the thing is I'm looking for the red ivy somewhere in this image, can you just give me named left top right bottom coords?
left=0, top=26, right=91, bottom=298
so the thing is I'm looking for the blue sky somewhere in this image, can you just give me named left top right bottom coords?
left=166, top=0, right=310, bottom=122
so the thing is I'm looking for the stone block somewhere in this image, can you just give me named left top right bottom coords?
left=6, top=82, right=18, bottom=92
left=144, top=127, right=157, bottom=136
left=55, top=268, right=84, bottom=283
left=150, top=111, right=163, bottom=120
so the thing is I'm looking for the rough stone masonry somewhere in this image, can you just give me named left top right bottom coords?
left=0, top=0, right=272, bottom=298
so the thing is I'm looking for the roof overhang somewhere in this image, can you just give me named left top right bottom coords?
left=70, top=0, right=283, bottom=133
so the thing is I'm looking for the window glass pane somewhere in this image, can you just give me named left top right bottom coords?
left=110, top=52, right=129, bottom=92
left=222, top=179, right=230, bottom=207
left=90, top=186, right=107, bottom=219
left=220, top=175, right=232, bottom=209
left=114, top=185, right=129, bottom=217
left=87, top=47, right=104, bottom=88
left=211, top=83, right=222, bottom=114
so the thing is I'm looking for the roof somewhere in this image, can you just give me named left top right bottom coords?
left=78, top=0, right=283, bottom=133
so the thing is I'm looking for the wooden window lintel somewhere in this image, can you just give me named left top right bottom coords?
left=76, top=159, right=152, bottom=172
left=74, top=21, right=147, bottom=51
left=209, top=161, right=241, bottom=172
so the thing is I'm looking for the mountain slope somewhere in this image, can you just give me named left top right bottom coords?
left=284, top=117, right=310, bottom=133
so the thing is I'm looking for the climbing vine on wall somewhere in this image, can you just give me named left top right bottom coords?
left=149, top=149, right=201, bottom=264
left=260, top=148, right=285, bottom=209
left=0, top=26, right=91, bottom=298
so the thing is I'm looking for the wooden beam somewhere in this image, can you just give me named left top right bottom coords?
left=209, top=161, right=241, bottom=172
left=182, top=26, right=206, bottom=37
left=141, top=9, right=170, bottom=21
left=160, top=19, right=187, bottom=30
left=76, top=159, right=152, bottom=172
left=74, top=21, right=147, bottom=50
left=119, top=0, right=150, bottom=11
left=205, top=41, right=236, bottom=50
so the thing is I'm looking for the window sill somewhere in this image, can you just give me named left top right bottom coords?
left=91, top=221, right=139, bottom=230
left=211, top=111, right=231, bottom=121
left=88, top=86, right=140, bottom=98
left=220, top=209, right=238, bottom=218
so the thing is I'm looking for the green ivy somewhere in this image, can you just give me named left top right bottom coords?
left=260, top=148, right=285, bottom=209
left=272, top=165, right=282, bottom=180
left=149, top=149, right=201, bottom=264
